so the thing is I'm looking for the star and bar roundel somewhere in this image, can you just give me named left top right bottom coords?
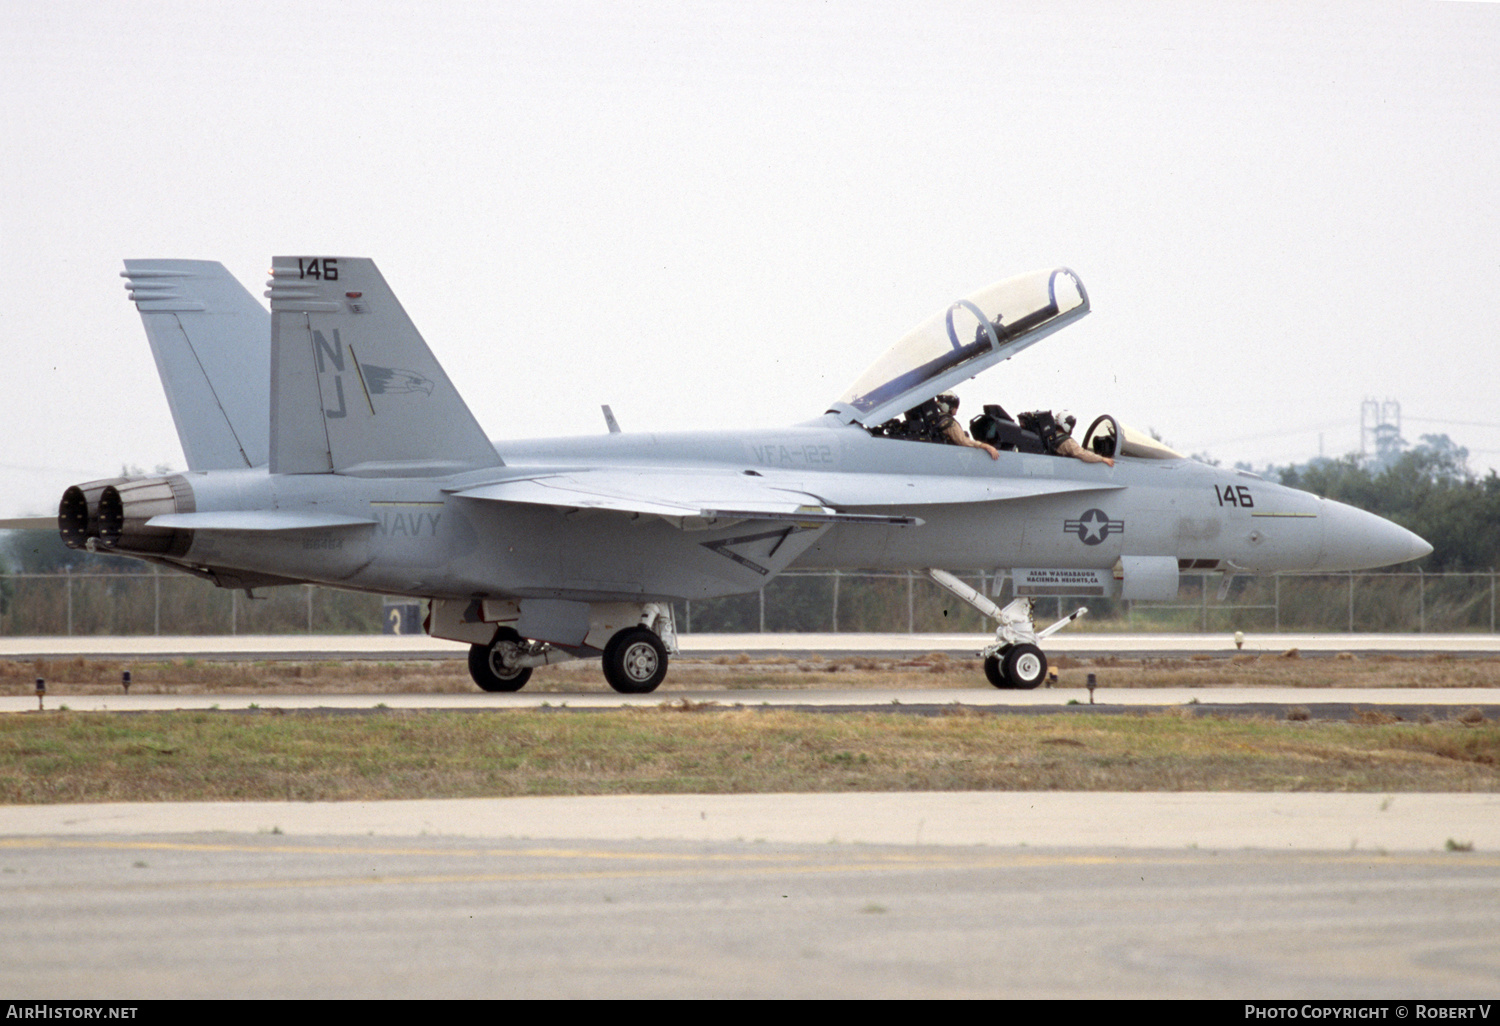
left=1064, top=508, right=1124, bottom=545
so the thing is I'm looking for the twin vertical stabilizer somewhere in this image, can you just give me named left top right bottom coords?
left=265, top=257, right=501, bottom=475
left=123, top=260, right=270, bottom=470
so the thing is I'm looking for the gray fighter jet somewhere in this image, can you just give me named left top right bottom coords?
left=40, top=258, right=1430, bottom=693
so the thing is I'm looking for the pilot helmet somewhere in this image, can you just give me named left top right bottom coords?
left=936, top=394, right=959, bottom=415
left=1055, top=410, right=1077, bottom=434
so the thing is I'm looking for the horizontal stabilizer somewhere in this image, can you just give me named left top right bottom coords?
left=145, top=511, right=375, bottom=531
left=0, top=517, right=59, bottom=531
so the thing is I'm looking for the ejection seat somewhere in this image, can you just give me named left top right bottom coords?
left=968, top=404, right=1046, bottom=453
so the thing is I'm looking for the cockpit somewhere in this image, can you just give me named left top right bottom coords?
left=967, top=406, right=1184, bottom=460
left=870, top=401, right=1183, bottom=461
left=827, top=266, right=1184, bottom=462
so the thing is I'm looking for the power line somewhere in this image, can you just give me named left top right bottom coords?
left=1404, top=417, right=1500, bottom=430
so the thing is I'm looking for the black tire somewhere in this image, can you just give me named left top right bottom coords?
left=602, top=626, right=668, bottom=694
left=1002, top=643, right=1047, bottom=690
left=983, top=651, right=1009, bottom=689
left=468, top=628, right=533, bottom=692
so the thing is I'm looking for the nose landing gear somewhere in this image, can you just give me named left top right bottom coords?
left=926, top=569, right=1087, bottom=690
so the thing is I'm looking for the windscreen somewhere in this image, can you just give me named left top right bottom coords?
left=1082, top=415, right=1186, bottom=461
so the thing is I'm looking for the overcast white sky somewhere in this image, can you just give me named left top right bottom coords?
left=2, top=0, right=1497, bottom=516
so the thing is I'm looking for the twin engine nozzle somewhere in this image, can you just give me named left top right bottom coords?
left=58, top=476, right=195, bottom=557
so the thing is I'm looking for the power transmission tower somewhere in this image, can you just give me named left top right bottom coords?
left=1360, top=398, right=1403, bottom=467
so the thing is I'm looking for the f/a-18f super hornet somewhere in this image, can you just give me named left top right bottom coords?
left=33, top=258, right=1430, bottom=693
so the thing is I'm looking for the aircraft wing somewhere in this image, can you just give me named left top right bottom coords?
left=451, top=467, right=1119, bottom=526
left=452, top=471, right=918, bottom=525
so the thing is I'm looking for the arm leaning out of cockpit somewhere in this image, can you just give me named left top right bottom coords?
left=942, top=416, right=999, bottom=460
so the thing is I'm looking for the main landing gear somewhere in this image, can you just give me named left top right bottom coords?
left=601, top=626, right=669, bottom=694
left=926, top=569, right=1087, bottom=690
left=467, top=627, right=534, bottom=693
left=464, top=604, right=678, bottom=695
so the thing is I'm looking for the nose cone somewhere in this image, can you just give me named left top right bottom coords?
left=1318, top=499, right=1432, bottom=570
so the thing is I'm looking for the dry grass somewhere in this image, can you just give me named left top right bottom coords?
left=1, top=707, right=1497, bottom=803
left=2, top=652, right=1495, bottom=804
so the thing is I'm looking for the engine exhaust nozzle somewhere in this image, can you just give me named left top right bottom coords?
left=57, top=478, right=128, bottom=550
left=96, top=476, right=196, bottom=557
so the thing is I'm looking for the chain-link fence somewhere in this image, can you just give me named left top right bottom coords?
left=680, top=569, right=1500, bottom=635
left=0, top=570, right=386, bottom=636
left=0, top=568, right=1494, bottom=636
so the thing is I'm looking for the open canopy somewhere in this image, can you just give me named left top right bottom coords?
left=828, top=267, right=1089, bottom=427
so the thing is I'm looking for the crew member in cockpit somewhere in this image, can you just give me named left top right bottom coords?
left=1048, top=410, right=1114, bottom=467
left=935, top=394, right=999, bottom=460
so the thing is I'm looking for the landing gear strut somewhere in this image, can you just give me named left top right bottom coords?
left=927, top=569, right=1086, bottom=690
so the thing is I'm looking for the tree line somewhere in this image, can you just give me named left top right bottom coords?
left=1274, top=434, right=1499, bottom=572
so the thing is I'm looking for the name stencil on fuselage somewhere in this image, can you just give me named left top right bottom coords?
left=372, top=501, right=443, bottom=538
left=1013, top=567, right=1112, bottom=597
left=747, top=441, right=837, bottom=467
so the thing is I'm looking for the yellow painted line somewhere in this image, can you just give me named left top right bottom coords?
left=0, top=838, right=1199, bottom=879
left=67, top=864, right=957, bottom=892
left=0, top=837, right=964, bottom=865
left=4, top=838, right=1496, bottom=873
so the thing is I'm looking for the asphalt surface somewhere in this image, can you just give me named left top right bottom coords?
left=3, top=830, right=1498, bottom=999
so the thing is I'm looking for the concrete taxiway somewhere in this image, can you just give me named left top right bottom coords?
left=5, top=792, right=1499, bottom=852
left=3, top=630, right=1499, bottom=660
